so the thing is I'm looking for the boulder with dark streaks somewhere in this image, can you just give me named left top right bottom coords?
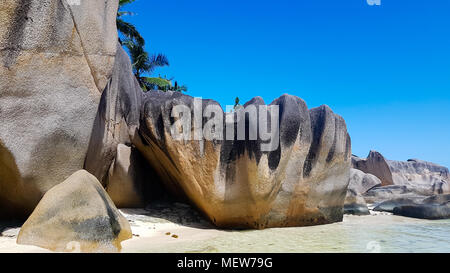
left=134, top=92, right=352, bottom=229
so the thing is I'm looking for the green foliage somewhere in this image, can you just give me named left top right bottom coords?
left=117, top=1, right=187, bottom=92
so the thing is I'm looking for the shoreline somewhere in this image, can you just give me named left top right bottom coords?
left=1, top=208, right=448, bottom=253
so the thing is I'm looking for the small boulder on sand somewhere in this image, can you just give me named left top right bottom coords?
left=17, top=170, right=132, bottom=253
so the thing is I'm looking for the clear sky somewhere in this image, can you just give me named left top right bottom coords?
left=123, top=0, right=450, bottom=167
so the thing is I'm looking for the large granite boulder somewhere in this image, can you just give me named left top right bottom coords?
left=352, top=151, right=394, bottom=186
left=343, top=169, right=379, bottom=215
left=393, top=194, right=450, bottom=220
left=363, top=185, right=424, bottom=204
left=84, top=45, right=143, bottom=185
left=348, top=168, right=381, bottom=194
left=344, top=189, right=370, bottom=215
left=134, top=92, right=352, bottom=228
left=81, top=42, right=353, bottom=228
left=0, top=0, right=119, bottom=217
left=17, top=170, right=132, bottom=252
left=353, top=151, right=449, bottom=197
left=388, top=159, right=449, bottom=195
left=373, top=197, right=425, bottom=213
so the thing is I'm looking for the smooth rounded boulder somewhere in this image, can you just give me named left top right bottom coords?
left=348, top=168, right=381, bottom=194
left=393, top=203, right=450, bottom=220
left=17, top=170, right=132, bottom=253
left=373, top=197, right=424, bottom=213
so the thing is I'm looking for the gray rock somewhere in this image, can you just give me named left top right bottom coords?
left=388, top=159, right=449, bottom=195
left=373, top=197, right=425, bottom=213
left=393, top=202, right=450, bottom=220
left=84, top=44, right=143, bottom=185
left=353, top=151, right=449, bottom=197
left=376, top=194, right=450, bottom=219
left=0, top=0, right=119, bottom=218
left=134, top=93, right=352, bottom=228
left=363, top=185, right=424, bottom=204
left=348, top=168, right=381, bottom=194
left=106, top=144, right=145, bottom=208
left=17, top=170, right=132, bottom=252
left=352, top=151, right=394, bottom=186
left=344, top=189, right=370, bottom=215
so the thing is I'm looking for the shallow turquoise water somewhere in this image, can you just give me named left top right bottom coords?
left=146, top=214, right=450, bottom=253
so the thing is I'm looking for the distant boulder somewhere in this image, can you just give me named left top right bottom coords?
left=344, top=189, right=370, bottom=216
left=393, top=200, right=450, bottom=220
left=373, top=197, right=425, bottom=213
left=354, top=151, right=449, bottom=201
left=388, top=159, right=449, bottom=195
left=348, top=168, right=382, bottom=194
left=352, top=151, right=394, bottom=186
left=363, top=185, right=424, bottom=204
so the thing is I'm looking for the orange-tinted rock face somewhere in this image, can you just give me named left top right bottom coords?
left=134, top=93, right=352, bottom=229
left=84, top=39, right=352, bottom=228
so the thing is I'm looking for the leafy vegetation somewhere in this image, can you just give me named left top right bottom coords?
left=117, top=0, right=187, bottom=92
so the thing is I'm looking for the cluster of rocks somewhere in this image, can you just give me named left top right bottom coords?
left=0, top=0, right=353, bottom=252
left=344, top=151, right=450, bottom=219
left=1, top=0, right=448, bottom=253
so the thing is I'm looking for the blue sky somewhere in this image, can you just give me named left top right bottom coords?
left=122, top=0, right=450, bottom=167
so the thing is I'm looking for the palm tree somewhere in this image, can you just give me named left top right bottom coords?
left=121, top=39, right=170, bottom=91
left=117, top=0, right=186, bottom=92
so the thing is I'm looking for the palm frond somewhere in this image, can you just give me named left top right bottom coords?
left=147, top=54, right=170, bottom=73
left=117, top=19, right=145, bottom=46
left=119, top=0, right=137, bottom=7
left=117, top=11, right=135, bottom=17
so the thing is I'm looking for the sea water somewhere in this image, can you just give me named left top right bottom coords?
left=142, top=214, right=450, bottom=253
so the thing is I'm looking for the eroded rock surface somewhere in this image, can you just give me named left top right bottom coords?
left=0, top=0, right=119, bottom=217
left=388, top=159, right=449, bottom=195
left=353, top=151, right=449, bottom=197
left=134, top=92, right=352, bottom=228
left=17, top=170, right=132, bottom=252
